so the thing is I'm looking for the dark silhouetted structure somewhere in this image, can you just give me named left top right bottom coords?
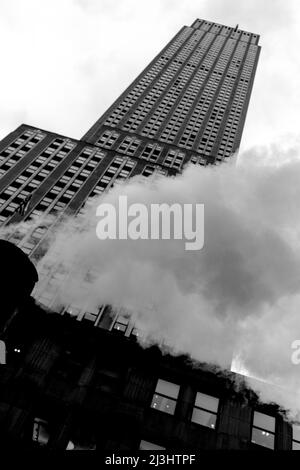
left=0, top=240, right=38, bottom=332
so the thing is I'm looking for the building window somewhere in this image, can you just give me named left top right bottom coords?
left=0, top=340, right=6, bottom=364
left=139, top=440, right=166, bottom=450
left=32, top=418, right=50, bottom=446
left=251, top=411, right=275, bottom=450
left=118, top=136, right=141, bottom=155
left=190, top=155, right=207, bottom=166
left=66, top=441, right=96, bottom=451
left=292, top=424, right=300, bottom=450
left=142, top=165, right=167, bottom=177
left=163, top=149, right=185, bottom=169
left=82, top=311, right=98, bottom=324
left=151, top=379, right=179, bottom=415
left=142, top=165, right=155, bottom=177
left=140, top=143, right=163, bottom=162
left=191, top=392, right=219, bottom=429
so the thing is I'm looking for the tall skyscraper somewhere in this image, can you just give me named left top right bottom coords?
left=84, top=19, right=260, bottom=162
left=0, top=18, right=260, bottom=320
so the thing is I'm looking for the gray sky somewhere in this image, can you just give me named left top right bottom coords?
left=0, top=0, right=299, bottom=151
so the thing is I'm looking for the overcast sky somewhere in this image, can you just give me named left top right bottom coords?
left=0, top=0, right=299, bottom=151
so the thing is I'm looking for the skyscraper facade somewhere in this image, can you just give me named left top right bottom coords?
left=0, top=18, right=260, bottom=320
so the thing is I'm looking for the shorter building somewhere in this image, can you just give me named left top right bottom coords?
left=0, top=297, right=297, bottom=451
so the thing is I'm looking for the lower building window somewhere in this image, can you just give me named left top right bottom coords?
left=0, top=340, right=6, bottom=364
left=151, top=379, right=180, bottom=415
left=191, top=392, right=219, bottom=429
left=139, top=440, right=166, bottom=450
left=292, top=424, right=300, bottom=450
left=251, top=411, right=275, bottom=449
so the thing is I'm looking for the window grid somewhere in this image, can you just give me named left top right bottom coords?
left=190, top=154, right=207, bottom=166
left=32, top=157, right=136, bottom=305
left=0, top=129, right=46, bottom=173
left=120, top=29, right=209, bottom=133
left=217, top=46, right=258, bottom=158
left=139, top=143, right=163, bottom=162
left=142, top=165, right=168, bottom=177
left=159, top=35, right=229, bottom=145
left=151, top=34, right=225, bottom=141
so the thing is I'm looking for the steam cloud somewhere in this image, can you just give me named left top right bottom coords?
left=3, top=137, right=300, bottom=418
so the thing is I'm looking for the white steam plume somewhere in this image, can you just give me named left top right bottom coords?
left=3, top=136, right=300, bottom=418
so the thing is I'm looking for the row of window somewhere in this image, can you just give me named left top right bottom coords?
left=150, top=379, right=298, bottom=450
left=96, top=131, right=187, bottom=169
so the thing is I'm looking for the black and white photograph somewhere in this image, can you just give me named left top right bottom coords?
left=0, top=0, right=300, bottom=459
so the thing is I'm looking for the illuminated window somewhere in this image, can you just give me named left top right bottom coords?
left=251, top=411, right=275, bottom=450
left=191, top=392, right=219, bottom=429
left=292, top=424, right=300, bottom=450
left=151, top=379, right=179, bottom=415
